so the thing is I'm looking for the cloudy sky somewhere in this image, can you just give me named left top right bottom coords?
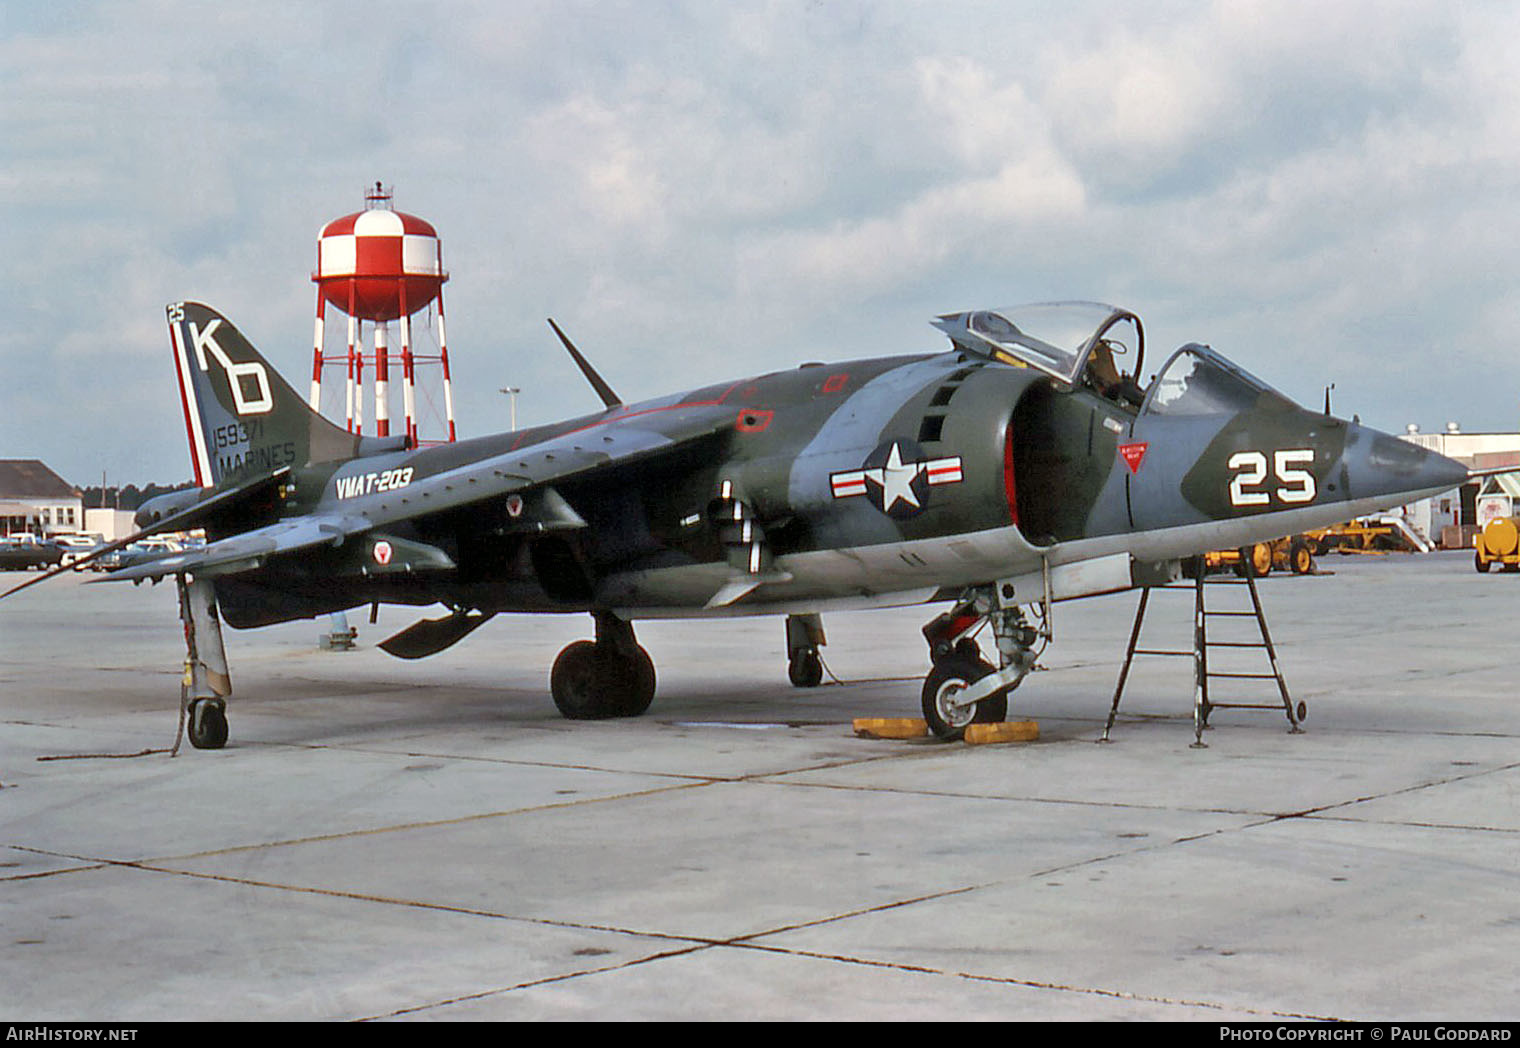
left=4, top=0, right=1518, bottom=487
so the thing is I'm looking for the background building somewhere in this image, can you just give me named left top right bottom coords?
left=0, top=460, right=82, bottom=536
left=1399, top=425, right=1520, bottom=547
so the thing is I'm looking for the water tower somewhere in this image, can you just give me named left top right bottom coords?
left=310, top=183, right=457, bottom=444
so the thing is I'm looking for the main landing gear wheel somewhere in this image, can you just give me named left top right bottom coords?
left=920, top=653, right=1007, bottom=741
left=550, top=640, right=656, bottom=719
left=187, top=698, right=228, bottom=750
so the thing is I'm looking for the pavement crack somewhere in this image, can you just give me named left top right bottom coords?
left=728, top=939, right=1340, bottom=1020
left=359, top=944, right=713, bottom=1021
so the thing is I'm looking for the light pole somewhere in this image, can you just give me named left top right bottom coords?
left=499, top=386, right=520, bottom=431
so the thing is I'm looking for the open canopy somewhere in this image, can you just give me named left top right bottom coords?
left=933, top=303, right=1293, bottom=419
left=932, top=301, right=1144, bottom=388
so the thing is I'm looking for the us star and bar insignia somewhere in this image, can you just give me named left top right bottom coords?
left=830, top=440, right=963, bottom=518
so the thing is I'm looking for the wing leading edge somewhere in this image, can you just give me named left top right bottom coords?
left=102, top=400, right=741, bottom=583
left=327, top=400, right=739, bottom=533
left=98, top=513, right=375, bottom=581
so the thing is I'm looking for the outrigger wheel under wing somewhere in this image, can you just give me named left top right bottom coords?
left=178, top=574, right=232, bottom=750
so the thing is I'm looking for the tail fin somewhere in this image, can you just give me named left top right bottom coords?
left=168, top=302, right=378, bottom=487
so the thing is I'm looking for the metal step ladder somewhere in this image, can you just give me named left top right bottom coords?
left=1102, top=557, right=1306, bottom=747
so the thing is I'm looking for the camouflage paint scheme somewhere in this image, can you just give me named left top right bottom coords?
left=105, top=300, right=1466, bottom=741
left=137, top=302, right=1462, bottom=625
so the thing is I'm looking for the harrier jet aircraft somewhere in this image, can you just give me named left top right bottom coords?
left=13, top=300, right=1469, bottom=748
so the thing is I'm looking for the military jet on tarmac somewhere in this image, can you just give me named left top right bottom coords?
left=7, top=300, right=1470, bottom=749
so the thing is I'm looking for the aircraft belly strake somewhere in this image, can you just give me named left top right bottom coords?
left=5, top=299, right=1470, bottom=747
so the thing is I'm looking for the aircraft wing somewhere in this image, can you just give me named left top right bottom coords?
left=99, top=513, right=373, bottom=582
left=1, top=468, right=294, bottom=600
left=104, top=402, right=739, bottom=581
left=348, top=402, right=741, bottom=532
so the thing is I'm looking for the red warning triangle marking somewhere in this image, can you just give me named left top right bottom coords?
left=1119, top=442, right=1149, bottom=474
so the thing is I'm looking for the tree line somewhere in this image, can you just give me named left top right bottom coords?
left=81, top=482, right=196, bottom=512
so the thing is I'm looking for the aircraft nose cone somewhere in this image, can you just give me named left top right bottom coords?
left=1343, top=423, right=1469, bottom=505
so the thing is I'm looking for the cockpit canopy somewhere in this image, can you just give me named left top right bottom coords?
left=933, top=302, right=1291, bottom=418
left=1141, top=344, right=1293, bottom=417
left=932, top=302, right=1144, bottom=389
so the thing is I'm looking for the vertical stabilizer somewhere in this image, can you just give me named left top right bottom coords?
left=168, top=302, right=367, bottom=486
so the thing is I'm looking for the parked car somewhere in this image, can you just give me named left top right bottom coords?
left=0, top=538, right=65, bottom=571
left=94, top=537, right=184, bottom=572
left=52, top=533, right=106, bottom=565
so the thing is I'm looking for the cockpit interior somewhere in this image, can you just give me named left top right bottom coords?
left=932, top=301, right=1285, bottom=419
left=932, top=302, right=1296, bottom=544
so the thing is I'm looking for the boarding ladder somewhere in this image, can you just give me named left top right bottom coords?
left=1101, top=555, right=1306, bottom=747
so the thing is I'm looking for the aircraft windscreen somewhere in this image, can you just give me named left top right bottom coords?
left=1145, top=346, right=1286, bottom=417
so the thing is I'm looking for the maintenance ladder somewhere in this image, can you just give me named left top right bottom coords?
left=1102, top=559, right=1306, bottom=747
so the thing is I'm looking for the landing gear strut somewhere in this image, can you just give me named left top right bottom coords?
left=177, top=574, right=232, bottom=750
left=785, top=613, right=825, bottom=687
left=919, top=584, right=1044, bottom=740
left=550, top=611, right=656, bottom=719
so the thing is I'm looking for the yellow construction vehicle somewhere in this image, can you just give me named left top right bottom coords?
left=1474, top=517, right=1520, bottom=573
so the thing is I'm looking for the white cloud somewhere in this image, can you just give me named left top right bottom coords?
left=4, top=0, right=1520, bottom=482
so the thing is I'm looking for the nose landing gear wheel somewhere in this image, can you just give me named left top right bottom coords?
left=920, top=654, right=1007, bottom=741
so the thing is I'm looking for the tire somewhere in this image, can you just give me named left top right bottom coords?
left=1289, top=540, right=1313, bottom=575
left=787, top=651, right=823, bottom=688
left=920, top=654, right=1004, bottom=741
left=1235, top=544, right=1271, bottom=578
left=974, top=690, right=1009, bottom=725
left=550, top=641, right=607, bottom=719
left=1475, top=552, right=1491, bottom=574
left=612, top=646, right=657, bottom=717
left=550, top=641, right=656, bottom=719
left=187, top=699, right=228, bottom=750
